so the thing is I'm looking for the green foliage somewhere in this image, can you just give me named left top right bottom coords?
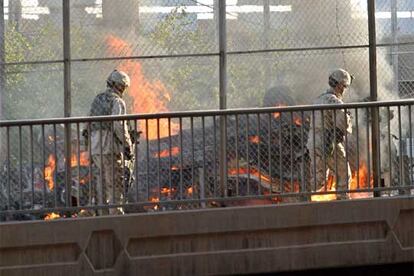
left=148, top=7, right=219, bottom=111
left=147, top=6, right=278, bottom=110
left=4, top=23, right=31, bottom=88
left=3, top=20, right=63, bottom=120
left=150, top=7, right=203, bottom=54
left=3, top=20, right=107, bottom=119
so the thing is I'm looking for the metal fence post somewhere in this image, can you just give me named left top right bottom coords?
left=263, top=0, right=271, bottom=91
left=218, top=0, right=227, bottom=198
left=63, top=0, right=72, bottom=206
left=391, top=0, right=399, bottom=96
left=0, top=0, right=4, bottom=121
left=367, top=0, right=381, bottom=197
left=0, top=0, right=5, bottom=163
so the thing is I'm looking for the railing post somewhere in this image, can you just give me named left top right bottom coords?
left=218, top=0, right=227, bottom=198
left=63, top=0, right=72, bottom=205
left=367, top=0, right=381, bottom=197
left=263, top=0, right=271, bottom=91
left=391, top=0, right=399, bottom=96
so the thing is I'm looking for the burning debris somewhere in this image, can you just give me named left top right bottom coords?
left=105, top=35, right=180, bottom=140
left=154, top=147, right=180, bottom=158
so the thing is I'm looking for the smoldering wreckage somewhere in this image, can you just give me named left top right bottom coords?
left=0, top=87, right=411, bottom=221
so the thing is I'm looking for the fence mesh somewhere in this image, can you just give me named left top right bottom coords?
left=1, top=0, right=413, bottom=120
left=1, top=99, right=413, bottom=219
left=0, top=1, right=413, bottom=218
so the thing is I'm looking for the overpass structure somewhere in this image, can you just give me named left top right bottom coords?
left=0, top=100, right=413, bottom=275
left=1, top=1, right=414, bottom=274
left=0, top=197, right=413, bottom=275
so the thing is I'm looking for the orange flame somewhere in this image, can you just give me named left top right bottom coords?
left=79, top=177, right=89, bottom=185
left=161, top=187, right=175, bottom=196
left=70, top=152, right=89, bottom=167
left=187, top=187, right=193, bottom=195
left=228, top=167, right=300, bottom=194
left=44, top=155, right=56, bottom=190
left=228, top=167, right=272, bottom=184
left=311, top=175, right=336, bottom=201
left=45, top=152, right=90, bottom=191
left=105, top=35, right=179, bottom=140
left=293, top=117, right=302, bottom=126
left=154, top=147, right=180, bottom=158
left=273, top=104, right=287, bottom=119
left=311, top=162, right=373, bottom=201
left=249, top=135, right=260, bottom=144
left=44, top=212, right=60, bottom=220
left=146, top=197, right=160, bottom=211
left=350, top=162, right=373, bottom=199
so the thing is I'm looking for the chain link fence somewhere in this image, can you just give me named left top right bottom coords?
left=0, top=1, right=413, bottom=219
left=1, top=0, right=413, bottom=120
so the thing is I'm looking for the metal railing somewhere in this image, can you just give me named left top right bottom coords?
left=0, top=99, right=413, bottom=220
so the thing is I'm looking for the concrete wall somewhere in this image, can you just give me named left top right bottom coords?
left=0, top=197, right=413, bottom=276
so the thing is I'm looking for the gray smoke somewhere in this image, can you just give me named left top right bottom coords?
left=265, top=0, right=407, bottom=187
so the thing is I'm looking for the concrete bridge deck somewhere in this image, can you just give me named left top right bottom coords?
left=0, top=197, right=413, bottom=276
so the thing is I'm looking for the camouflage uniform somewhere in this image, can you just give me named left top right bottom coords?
left=89, top=71, right=132, bottom=215
left=307, top=75, right=353, bottom=200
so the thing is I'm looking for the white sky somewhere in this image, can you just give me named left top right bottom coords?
left=2, top=0, right=414, bottom=20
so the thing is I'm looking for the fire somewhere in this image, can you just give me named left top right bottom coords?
left=44, top=154, right=56, bottom=190
left=228, top=167, right=272, bottom=185
left=228, top=167, right=301, bottom=195
left=105, top=35, right=179, bottom=140
left=44, top=213, right=60, bottom=220
left=70, top=152, right=89, bottom=167
left=311, top=162, right=373, bottom=201
left=149, top=197, right=160, bottom=204
left=145, top=197, right=160, bottom=211
left=154, top=147, right=180, bottom=158
left=293, top=117, right=302, bottom=126
left=44, top=152, right=90, bottom=191
left=249, top=135, right=260, bottom=144
left=311, top=175, right=337, bottom=201
left=79, top=177, right=89, bottom=185
left=161, top=187, right=175, bottom=196
left=187, top=187, right=193, bottom=195
left=150, top=197, right=159, bottom=202
left=273, top=104, right=287, bottom=119
left=350, top=162, right=373, bottom=199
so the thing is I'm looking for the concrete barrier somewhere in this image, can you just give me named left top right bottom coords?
left=0, top=197, right=413, bottom=275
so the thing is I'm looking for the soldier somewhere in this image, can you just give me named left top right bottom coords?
left=307, top=69, right=354, bottom=200
left=89, top=69, right=133, bottom=215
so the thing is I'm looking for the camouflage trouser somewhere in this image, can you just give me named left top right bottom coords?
left=307, top=135, right=352, bottom=199
left=92, top=154, right=125, bottom=215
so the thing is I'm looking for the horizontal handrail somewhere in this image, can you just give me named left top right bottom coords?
left=1, top=99, right=413, bottom=127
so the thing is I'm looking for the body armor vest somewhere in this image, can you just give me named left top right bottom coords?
left=90, top=90, right=121, bottom=131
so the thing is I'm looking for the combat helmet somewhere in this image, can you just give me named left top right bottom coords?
left=328, top=68, right=354, bottom=88
left=106, top=70, right=130, bottom=93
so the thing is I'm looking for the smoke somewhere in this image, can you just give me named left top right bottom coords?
left=265, top=0, right=407, bottom=186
